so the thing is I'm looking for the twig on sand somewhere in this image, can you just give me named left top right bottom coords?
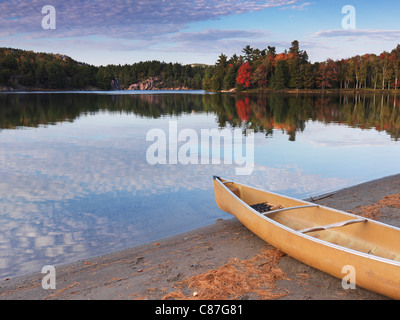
left=308, top=192, right=336, bottom=202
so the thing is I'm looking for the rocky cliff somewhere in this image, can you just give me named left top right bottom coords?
left=111, top=78, right=123, bottom=90
left=128, top=77, right=189, bottom=91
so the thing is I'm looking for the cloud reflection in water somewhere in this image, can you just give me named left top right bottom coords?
left=0, top=111, right=353, bottom=278
left=2, top=91, right=400, bottom=278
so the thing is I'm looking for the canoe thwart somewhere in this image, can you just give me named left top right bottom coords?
left=299, top=218, right=368, bottom=234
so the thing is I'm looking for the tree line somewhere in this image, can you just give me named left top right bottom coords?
left=204, top=41, right=400, bottom=92
left=0, top=48, right=206, bottom=90
left=1, top=42, right=400, bottom=91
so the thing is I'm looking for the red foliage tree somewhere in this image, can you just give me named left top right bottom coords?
left=316, top=59, right=338, bottom=89
left=236, top=62, right=252, bottom=88
left=253, top=63, right=269, bottom=88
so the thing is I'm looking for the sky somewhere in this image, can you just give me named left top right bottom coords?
left=0, top=0, right=400, bottom=66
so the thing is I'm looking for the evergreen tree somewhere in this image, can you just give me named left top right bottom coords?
left=272, top=59, right=288, bottom=89
left=289, top=58, right=303, bottom=89
left=303, top=64, right=315, bottom=89
left=222, top=64, right=237, bottom=90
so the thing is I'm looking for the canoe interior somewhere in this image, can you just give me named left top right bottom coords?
left=223, top=180, right=400, bottom=263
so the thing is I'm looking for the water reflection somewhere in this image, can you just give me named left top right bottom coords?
left=230, top=94, right=400, bottom=141
left=1, top=93, right=400, bottom=140
left=0, top=92, right=399, bottom=278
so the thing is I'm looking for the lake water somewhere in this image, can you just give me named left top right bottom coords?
left=1, top=91, right=400, bottom=278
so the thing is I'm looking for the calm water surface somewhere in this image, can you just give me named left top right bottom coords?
left=1, top=92, right=400, bottom=278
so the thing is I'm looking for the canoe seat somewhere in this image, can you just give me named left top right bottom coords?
left=299, top=218, right=368, bottom=234
left=250, top=202, right=282, bottom=213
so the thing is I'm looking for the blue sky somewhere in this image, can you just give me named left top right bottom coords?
left=1, top=0, right=400, bottom=66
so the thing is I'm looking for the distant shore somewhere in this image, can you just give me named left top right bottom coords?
left=2, top=85, right=399, bottom=95
left=1, top=173, right=400, bottom=300
left=222, top=88, right=400, bottom=95
left=0, top=87, right=194, bottom=93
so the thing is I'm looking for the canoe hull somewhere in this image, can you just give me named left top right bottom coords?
left=213, top=177, right=400, bottom=299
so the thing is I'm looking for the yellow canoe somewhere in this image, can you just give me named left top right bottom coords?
left=213, top=176, right=400, bottom=299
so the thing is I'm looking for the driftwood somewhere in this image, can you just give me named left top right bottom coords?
left=308, top=192, right=336, bottom=202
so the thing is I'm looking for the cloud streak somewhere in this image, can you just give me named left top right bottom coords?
left=279, top=1, right=313, bottom=10
left=313, top=29, right=400, bottom=41
left=0, top=0, right=305, bottom=39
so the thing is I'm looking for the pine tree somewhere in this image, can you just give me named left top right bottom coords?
left=289, top=58, right=303, bottom=89
left=272, top=59, right=288, bottom=89
left=222, top=64, right=237, bottom=90
left=303, top=64, right=315, bottom=89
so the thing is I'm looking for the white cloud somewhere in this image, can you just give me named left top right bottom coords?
left=279, top=1, right=313, bottom=10
left=313, top=29, right=400, bottom=41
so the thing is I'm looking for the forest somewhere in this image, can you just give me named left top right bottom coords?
left=204, top=41, right=400, bottom=92
left=0, top=48, right=206, bottom=90
left=1, top=41, right=400, bottom=91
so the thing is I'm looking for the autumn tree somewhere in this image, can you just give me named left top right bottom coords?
left=316, top=59, right=338, bottom=89
left=253, top=60, right=269, bottom=88
left=236, top=62, right=252, bottom=88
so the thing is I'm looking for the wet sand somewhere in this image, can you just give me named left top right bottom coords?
left=1, top=174, right=400, bottom=300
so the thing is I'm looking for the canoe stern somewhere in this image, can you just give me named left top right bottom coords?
left=213, top=177, right=237, bottom=215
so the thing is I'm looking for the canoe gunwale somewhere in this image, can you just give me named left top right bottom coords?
left=214, top=177, right=400, bottom=268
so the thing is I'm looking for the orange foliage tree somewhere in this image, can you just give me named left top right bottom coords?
left=316, top=59, right=338, bottom=89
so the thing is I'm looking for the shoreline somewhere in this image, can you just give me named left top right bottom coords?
left=1, top=87, right=399, bottom=95
left=1, top=173, right=400, bottom=300
left=227, top=88, right=400, bottom=95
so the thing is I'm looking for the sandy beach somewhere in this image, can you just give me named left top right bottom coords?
left=1, top=174, right=400, bottom=300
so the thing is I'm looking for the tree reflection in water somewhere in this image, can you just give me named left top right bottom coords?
left=0, top=92, right=399, bottom=141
